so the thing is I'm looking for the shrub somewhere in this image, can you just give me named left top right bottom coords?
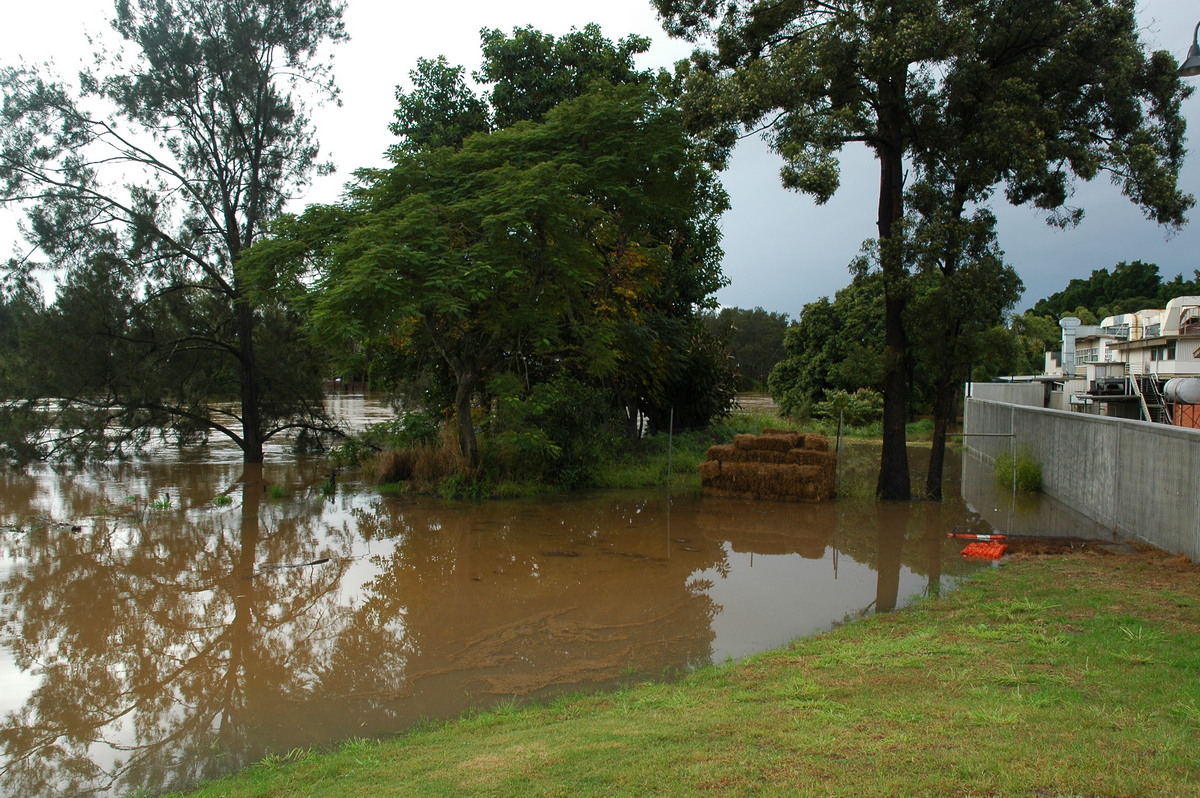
left=363, top=424, right=465, bottom=487
left=330, top=410, right=441, bottom=468
left=481, top=372, right=618, bottom=488
left=812, top=388, right=884, bottom=427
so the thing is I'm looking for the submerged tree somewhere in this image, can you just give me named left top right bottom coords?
left=0, top=0, right=347, bottom=464
left=655, top=0, right=1192, bottom=499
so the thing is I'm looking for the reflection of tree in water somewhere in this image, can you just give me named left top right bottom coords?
left=316, top=496, right=725, bottom=727
left=694, top=496, right=987, bottom=616
left=0, top=468, right=352, bottom=797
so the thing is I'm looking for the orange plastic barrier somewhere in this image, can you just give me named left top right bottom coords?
left=961, top=541, right=1008, bottom=559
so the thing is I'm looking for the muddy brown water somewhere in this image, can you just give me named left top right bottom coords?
left=0, top=397, right=1109, bottom=797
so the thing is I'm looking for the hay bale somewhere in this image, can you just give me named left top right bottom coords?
left=802, top=433, right=830, bottom=451
left=700, top=436, right=837, bottom=502
left=718, top=462, right=800, bottom=493
left=759, top=429, right=802, bottom=448
left=785, top=449, right=837, bottom=468
left=715, top=447, right=793, bottom=464
left=705, top=444, right=737, bottom=461
left=733, top=433, right=795, bottom=452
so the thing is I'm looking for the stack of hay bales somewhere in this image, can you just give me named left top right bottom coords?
left=699, top=428, right=836, bottom=502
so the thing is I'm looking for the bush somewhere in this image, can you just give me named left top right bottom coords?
left=481, top=372, right=619, bottom=488
left=363, top=424, right=465, bottom=487
left=330, top=410, right=441, bottom=468
left=812, top=388, right=884, bottom=427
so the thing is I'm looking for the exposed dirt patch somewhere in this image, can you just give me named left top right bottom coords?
left=1003, top=539, right=1123, bottom=557
left=1006, top=541, right=1196, bottom=568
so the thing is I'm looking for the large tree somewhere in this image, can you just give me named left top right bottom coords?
left=0, top=0, right=346, bottom=464
left=252, top=82, right=727, bottom=468
left=352, top=26, right=731, bottom=454
left=655, top=0, right=1192, bottom=499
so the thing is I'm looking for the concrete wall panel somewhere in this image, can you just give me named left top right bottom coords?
left=964, top=398, right=1200, bottom=559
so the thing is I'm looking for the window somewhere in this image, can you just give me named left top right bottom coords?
left=1150, top=342, right=1176, bottom=361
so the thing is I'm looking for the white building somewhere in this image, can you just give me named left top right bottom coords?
left=1044, top=296, right=1200, bottom=426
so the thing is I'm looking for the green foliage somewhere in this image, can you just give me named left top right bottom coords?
left=1030, top=260, right=1200, bottom=320
left=642, top=321, right=738, bottom=432
left=483, top=372, right=618, bottom=489
left=437, top=473, right=490, bottom=500
left=256, top=78, right=727, bottom=469
left=1003, top=311, right=1062, bottom=376
left=813, top=389, right=884, bottom=428
left=994, top=451, right=1043, bottom=493
left=768, top=276, right=886, bottom=419
left=701, top=306, right=789, bottom=390
left=659, top=0, right=1193, bottom=501
left=210, top=495, right=233, bottom=507
left=329, top=411, right=440, bottom=468
left=478, top=24, right=653, bottom=128
left=390, top=56, right=490, bottom=153
left=1032, top=260, right=1160, bottom=318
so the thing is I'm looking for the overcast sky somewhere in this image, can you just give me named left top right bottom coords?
left=2, top=0, right=1198, bottom=317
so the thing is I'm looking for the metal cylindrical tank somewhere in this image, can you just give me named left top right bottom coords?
left=1163, top=378, right=1200, bottom=405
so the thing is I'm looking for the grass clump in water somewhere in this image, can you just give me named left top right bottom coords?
left=994, top=450, right=1043, bottom=493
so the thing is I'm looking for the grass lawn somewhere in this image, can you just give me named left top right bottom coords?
left=171, top=546, right=1200, bottom=797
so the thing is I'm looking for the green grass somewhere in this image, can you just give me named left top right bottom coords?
left=170, top=549, right=1200, bottom=797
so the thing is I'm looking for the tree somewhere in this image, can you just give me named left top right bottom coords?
left=477, top=24, right=653, bottom=128
left=348, top=26, right=731, bottom=462
left=389, top=56, right=490, bottom=154
left=1004, top=310, right=1061, bottom=376
left=253, top=82, right=727, bottom=468
left=655, top=0, right=1193, bottom=499
left=0, top=0, right=346, bottom=464
left=1030, top=260, right=1188, bottom=319
left=702, top=306, right=789, bottom=390
left=903, top=206, right=1022, bottom=498
left=768, top=276, right=886, bottom=418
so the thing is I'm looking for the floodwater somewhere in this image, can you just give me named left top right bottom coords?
left=0, top=397, right=1105, bottom=797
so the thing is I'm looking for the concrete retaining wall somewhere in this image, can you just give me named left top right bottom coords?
left=967, top=382, right=1045, bottom=407
left=963, top=398, right=1200, bottom=560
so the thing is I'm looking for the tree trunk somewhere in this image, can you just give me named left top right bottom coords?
left=454, top=367, right=480, bottom=470
left=924, top=375, right=957, bottom=500
left=874, top=72, right=911, bottom=501
left=235, top=295, right=265, bottom=464
left=925, top=191, right=969, bottom=501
